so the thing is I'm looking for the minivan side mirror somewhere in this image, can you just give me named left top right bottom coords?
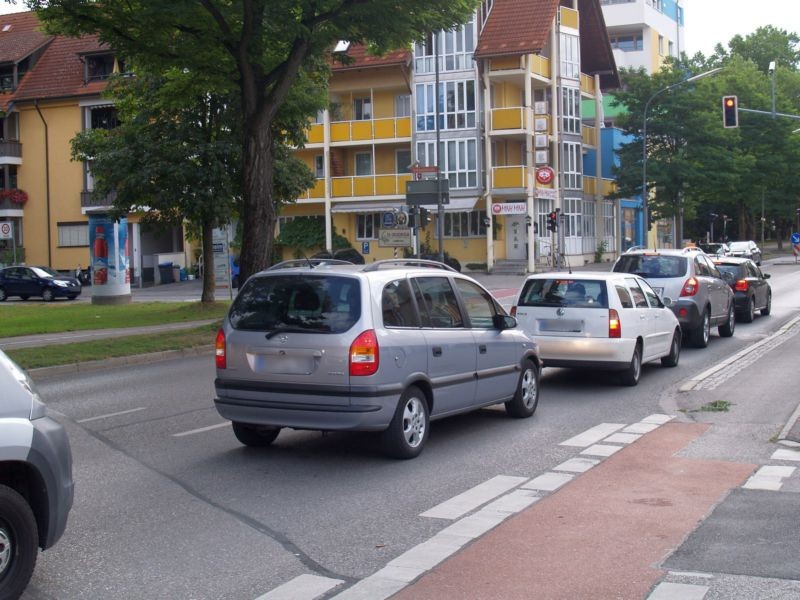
left=493, top=314, right=517, bottom=330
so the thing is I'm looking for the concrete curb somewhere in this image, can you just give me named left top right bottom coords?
left=28, top=345, right=214, bottom=381
left=778, top=401, right=800, bottom=445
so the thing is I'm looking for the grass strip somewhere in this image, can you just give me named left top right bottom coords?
left=7, top=322, right=221, bottom=370
left=0, top=302, right=229, bottom=337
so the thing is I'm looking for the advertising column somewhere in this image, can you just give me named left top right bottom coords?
left=88, top=214, right=132, bottom=304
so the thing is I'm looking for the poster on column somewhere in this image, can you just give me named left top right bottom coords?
left=89, top=214, right=131, bottom=298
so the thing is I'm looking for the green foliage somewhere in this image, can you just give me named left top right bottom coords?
left=276, top=217, right=349, bottom=256
left=594, top=240, right=608, bottom=263
left=0, top=246, right=23, bottom=267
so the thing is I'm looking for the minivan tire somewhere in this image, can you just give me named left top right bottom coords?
left=619, top=342, right=642, bottom=386
left=0, top=484, right=39, bottom=600
left=691, top=308, right=711, bottom=348
left=380, top=386, right=429, bottom=459
left=505, top=361, right=540, bottom=418
left=232, top=423, right=281, bottom=447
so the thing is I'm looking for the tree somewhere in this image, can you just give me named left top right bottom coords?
left=30, top=0, right=480, bottom=282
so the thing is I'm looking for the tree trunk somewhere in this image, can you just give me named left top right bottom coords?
left=238, top=112, right=276, bottom=283
left=201, top=218, right=215, bottom=303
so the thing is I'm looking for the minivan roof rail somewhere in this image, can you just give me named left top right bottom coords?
left=266, top=258, right=354, bottom=270
left=362, top=259, right=457, bottom=273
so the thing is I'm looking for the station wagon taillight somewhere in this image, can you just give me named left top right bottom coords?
left=734, top=279, right=749, bottom=292
left=609, top=309, right=621, bottom=339
left=350, top=329, right=379, bottom=376
left=681, top=277, right=699, bottom=297
left=215, top=328, right=226, bottom=369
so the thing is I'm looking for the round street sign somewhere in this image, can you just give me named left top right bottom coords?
left=395, top=211, right=408, bottom=227
left=791, top=232, right=800, bottom=245
left=536, top=166, right=555, bottom=185
left=0, top=222, right=12, bottom=240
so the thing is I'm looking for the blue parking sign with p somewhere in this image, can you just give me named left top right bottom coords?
left=362, top=241, right=370, bottom=255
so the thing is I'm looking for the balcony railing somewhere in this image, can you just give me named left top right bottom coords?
left=583, top=176, right=615, bottom=196
left=330, top=173, right=412, bottom=198
left=329, top=117, right=411, bottom=143
left=490, top=108, right=551, bottom=134
left=491, top=166, right=527, bottom=190
left=0, top=141, right=22, bottom=163
left=301, top=179, right=326, bottom=200
left=582, top=125, right=597, bottom=147
left=530, top=55, right=551, bottom=79
left=81, top=189, right=117, bottom=210
left=0, top=196, right=24, bottom=211
left=488, top=55, right=552, bottom=79
left=580, top=73, right=596, bottom=96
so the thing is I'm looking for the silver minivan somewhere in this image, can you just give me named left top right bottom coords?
left=0, top=350, right=73, bottom=599
left=214, top=260, right=540, bottom=458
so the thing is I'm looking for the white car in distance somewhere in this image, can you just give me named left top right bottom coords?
left=511, top=272, right=682, bottom=386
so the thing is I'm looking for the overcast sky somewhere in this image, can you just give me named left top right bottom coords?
left=0, top=0, right=798, bottom=61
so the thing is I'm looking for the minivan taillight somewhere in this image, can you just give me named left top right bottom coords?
left=215, top=328, right=226, bottom=369
left=609, top=309, right=621, bottom=339
left=681, top=277, right=699, bottom=297
left=734, top=279, right=749, bottom=292
left=350, top=329, right=379, bottom=376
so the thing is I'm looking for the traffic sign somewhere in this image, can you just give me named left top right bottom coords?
left=410, top=165, right=439, bottom=181
left=382, top=211, right=396, bottom=228
left=0, top=222, right=12, bottom=240
left=791, top=232, right=800, bottom=245
left=535, top=166, right=555, bottom=185
left=405, top=178, right=450, bottom=206
left=395, top=211, right=408, bottom=227
left=378, top=228, right=413, bottom=247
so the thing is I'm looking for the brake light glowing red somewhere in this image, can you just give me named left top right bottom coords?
left=350, top=329, right=379, bottom=376
left=609, top=309, right=621, bottom=338
left=734, top=279, right=749, bottom=292
left=215, top=328, right=226, bottom=369
left=681, top=277, right=699, bottom=297
left=510, top=306, right=517, bottom=317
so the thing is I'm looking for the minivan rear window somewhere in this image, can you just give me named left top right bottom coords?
left=517, top=279, right=608, bottom=308
left=229, top=274, right=360, bottom=333
left=613, top=255, right=687, bottom=279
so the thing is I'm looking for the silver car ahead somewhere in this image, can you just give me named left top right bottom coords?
left=214, top=260, right=540, bottom=459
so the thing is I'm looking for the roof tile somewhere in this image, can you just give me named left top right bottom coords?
left=475, top=0, right=560, bottom=58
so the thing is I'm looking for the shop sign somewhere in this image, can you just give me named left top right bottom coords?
left=491, top=202, right=527, bottom=215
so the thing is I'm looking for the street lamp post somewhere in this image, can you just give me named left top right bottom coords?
left=709, top=212, right=718, bottom=243
left=641, top=68, right=723, bottom=248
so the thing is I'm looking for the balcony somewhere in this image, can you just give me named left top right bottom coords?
left=583, top=176, right=615, bottom=196
left=488, top=55, right=551, bottom=80
left=581, top=73, right=596, bottom=96
left=306, top=124, right=324, bottom=145
left=0, top=196, right=24, bottom=213
left=81, top=189, right=117, bottom=211
left=490, top=108, right=550, bottom=135
left=330, top=173, right=412, bottom=198
left=582, top=125, right=597, bottom=147
left=0, top=141, right=22, bottom=165
left=491, top=166, right=527, bottom=192
left=301, top=179, right=326, bottom=200
left=530, top=55, right=551, bottom=79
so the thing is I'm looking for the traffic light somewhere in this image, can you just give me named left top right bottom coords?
left=419, top=206, right=430, bottom=228
left=546, top=211, right=558, bottom=232
left=722, top=95, right=738, bottom=128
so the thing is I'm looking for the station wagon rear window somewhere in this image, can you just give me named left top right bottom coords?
left=613, top=255, right=687, bottom=279
left=517, top=279, right=609, bottom=308
left=228, top=275, right=360, bottom=333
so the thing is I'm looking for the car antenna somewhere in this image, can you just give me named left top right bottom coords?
left=300, top=252, right=315, bottom=269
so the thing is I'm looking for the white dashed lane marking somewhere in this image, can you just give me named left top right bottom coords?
left=771, top=448, right=800, bottom=462
left=581, top=443, right=623, bottom=457
left=604, top=432, right=642, bottom=444
left=420, top=475, right=528, bottom=520
left=76, top=407, right=147, bottom=423
left=521, top=472, right=573, bottom=491
left=552, top=457, right=599, bottom=473
left=559, top=423, right=626, bottom=447
left=172, top=422, right=230, bottom=437
left=743, top=465, right=796, bottom=491
left=647, top=581, right=709, bottom=600
left=254, top=574, right=344, bottom=600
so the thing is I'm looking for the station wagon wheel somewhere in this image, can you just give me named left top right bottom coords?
left=232, top=422, right=281, bottom=447
left=718, top=304, right=735, bottom=338
left=761, top=292, right=772, bottom=316
left=0, top=288, right=6, bottom=302
left=619, top=342, right=642, bottom=386
left=0, top=484, right=39, bottom=599
left=41, top=288, right=55, bottom=302
left=691, top=308, right=711, bottom=348
left=661, top=329, right=681, bottom=368
left=381, top=386, right=429, bottom=459
left=505, top=360, right=540, bottom=418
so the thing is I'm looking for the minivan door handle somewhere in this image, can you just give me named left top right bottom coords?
left=479, top=344, right=487, bottom=354
left=432, top=346, right=443, bottom=357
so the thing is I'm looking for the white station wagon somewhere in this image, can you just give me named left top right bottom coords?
left=511, top=272, right=682, bottom=385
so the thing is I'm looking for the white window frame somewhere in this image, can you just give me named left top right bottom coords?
left=395, top=94, right=411, bottom=118
left=314, top=155, right=324, bottom=178
left=355, top=152, right=373, bottom=176
left=582, top=200, right=596, bottom=253
left=415, top=80, right=476, bottom=132
left=414, top=20, right=474, bottom=73
left=559, top=33, right=580, bottom=80
left=57, top=223, right=89, bottom=248
left=562, top=142, right=582, bottom=190
left=443, top=210, right=487, bottom=238
left=561, top=86, right=581, bottom=135
left=356, top=213, right=381, bottom=240
left=416, top=138, right=478, bottom=189
left=353, top=97, right=371, bottom=121
left=563, top=197, right=582, bottom=239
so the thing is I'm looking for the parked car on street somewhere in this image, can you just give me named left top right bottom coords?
left=612, top=248, right=735, bottom=348
left=712, top=257, right=772, bottom=322
left=214, top=259, right=540, bottom=458
left=511, top=272, right=681, bottom=386
left=726, top=240, right=762, bottom=265
left=0, top=350, right=73, bottom=599
left=0, top=266, right=82, bottom=302
left=697, top=242, right=730, bottom=257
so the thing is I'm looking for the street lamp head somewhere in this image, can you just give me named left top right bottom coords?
left=768, top=61, right=776, bottom=74
left=684, top=67, right=723, bottom=83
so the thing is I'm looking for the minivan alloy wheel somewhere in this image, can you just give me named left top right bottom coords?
left=402, top=397, right=426, bottom=448
left=0, top=524, right=11, bottom=576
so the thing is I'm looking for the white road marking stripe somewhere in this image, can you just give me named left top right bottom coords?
left=172, top=422, right=231, bottom=437
left=255, top=574, right=344, bottom=600
left=420, top=475, right=527, bottom=519
left=642, top=413, right=674, bottom=425
left=559, top=423, right=626, bottom=447
left=484, top=489, right=540, bottom=514
left=743, top=465, right=796, bottom=491
left=667, top=571, right=714, bottom=579
left=647, top=581, right=709, bottom=600
left=580, top=444, right=623, bottom=457
left=521, top=472, right=574, bottom=491
left=755, top=465, right=795, bottom=477
left=604, top=432, right=642, bottom=444
left=330, top=575, right=407, bottom=600
left=623, top=422, right=660, bottom=434
left=771, top=448, right=800, bottom=461
left=552, top=457, right=599, bottom=473
left=76, top=407, right=147, bottom=423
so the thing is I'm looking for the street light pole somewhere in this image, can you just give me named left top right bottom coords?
left=709, top=212, right=718, bottom=244
left=641, top=67, right=723, bottom=248
left=434, top=31, right=444, bottom=264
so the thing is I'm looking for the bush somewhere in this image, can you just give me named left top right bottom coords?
left=594, top=240, right=608, bottom=263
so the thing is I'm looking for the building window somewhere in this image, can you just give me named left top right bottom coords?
left=314, top=155, right=324, bottom=178
left=396, top=149, right=411, bottom=174
left=357, top=213, right=381, bottom=240
left=562, top=142, right=582, bottom=190
left=658, top=35, right=664, bottom=56
left=537, top=198, right=553, bottom=238
left=444, top=210, right=487, bottom=238
left=416, top=138, right=478, bottom=189
left=355, top=152, right=372, bottom=176
left=563, top=197, right=582, bottom=238
left=668, top=41, right=675, bottom=56
left=646, top=0, right=664, bottom=12
left=353, top=97, right=371, bottom=121
left=276, top=216, right=295, bottom=234
left=560, top=33, right=580, bottom=80
left=602, top=200, right=615, bottom=237
left=0, top=166, right=17, bottom=190
left=395, top=95, right=411, bottom=118
left=414, top=19, right=474, bottom=73
left=58, top=223, right=89, bottom=247
left=561, top=86, right=581, bottom=135
left=582, top=200, right=595, bottom=238
left=0, top=65, right=13, bottom=91
left=609, top=34, right=643, bottom=52
left=86, top=53, right=123, bottom=82
left=415, top=80, right=476, bottom=132
left=89, top=106, right=119, bottom=130
left=479, top=0, right=494, bottom=31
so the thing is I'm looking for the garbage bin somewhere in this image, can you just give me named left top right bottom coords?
left=158, top=262, right=174, bottom=284
left=172, top=265, right=181, bottom=283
